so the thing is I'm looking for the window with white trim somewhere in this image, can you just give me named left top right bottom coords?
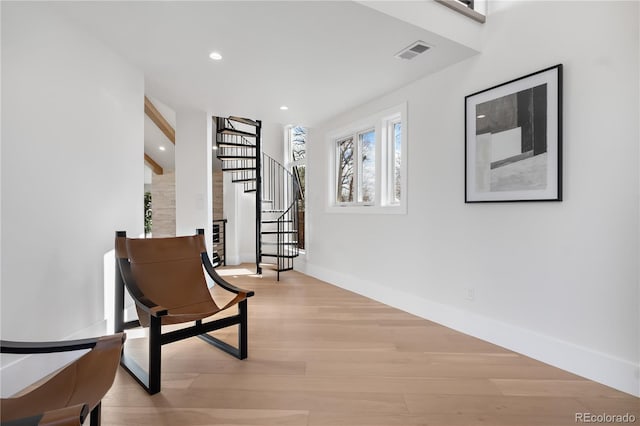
left=328, top=103, right=407, bottom=214
left=285, top=125, right=307, bottom=250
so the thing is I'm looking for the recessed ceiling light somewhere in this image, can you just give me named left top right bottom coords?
left=280, top=105, right=289, bottom=111
left=477, top=114, right=486, bottom=119
left=209, top=51, right=223, bottom=61
left=159, top=146, right=166, bottom=151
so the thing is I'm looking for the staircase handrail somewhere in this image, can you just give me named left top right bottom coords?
left=262, top=152, right=300, bottom=213
left=262, top=152, right=300, bottom=277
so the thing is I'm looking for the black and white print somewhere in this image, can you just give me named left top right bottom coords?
left=465, top=65, right=562, bottom=202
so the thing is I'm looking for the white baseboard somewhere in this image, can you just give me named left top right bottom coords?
left=300, top=262, right=640, bottom=397
left=0, top=319, right=107, bottom=398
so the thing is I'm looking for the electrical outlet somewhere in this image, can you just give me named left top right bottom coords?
left=465, top=288, right=475, bottom=301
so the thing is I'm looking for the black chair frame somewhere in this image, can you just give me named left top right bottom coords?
left=114, top=228, right=254, bottom=395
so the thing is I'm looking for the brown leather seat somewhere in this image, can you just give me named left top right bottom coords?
left=114, top=229, right=254, bottom=395
left=1, top=333, right=125, bottom=426
left=120, top=234, right=247, bottom=327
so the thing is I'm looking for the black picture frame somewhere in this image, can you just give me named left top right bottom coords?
left=465, top=64, right=562, bottom=203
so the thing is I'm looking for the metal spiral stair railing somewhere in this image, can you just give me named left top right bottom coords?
left=261, top=153, right=300, bottom=280
left=215, top=116, right=299, bottom=280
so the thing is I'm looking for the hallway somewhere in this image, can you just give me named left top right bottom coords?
left=103, top=266, right=639, bottom=425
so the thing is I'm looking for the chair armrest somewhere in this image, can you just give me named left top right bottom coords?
left=0, top=338, right=99, bottom=354
left=1, top=404, right=88, bottom=426
left=116, top=258, right=169, bottom=317
left=1, top=333, right=126, bottom=355
left=133, top=296, right=169, bottom=318
left=201, top=253, right=255, bottom=297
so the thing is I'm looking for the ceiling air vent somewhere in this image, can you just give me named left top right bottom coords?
left=395, top=41, right=432, bottom=60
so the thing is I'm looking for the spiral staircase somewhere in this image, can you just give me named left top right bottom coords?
left=215, top=116, right=300, bottom=280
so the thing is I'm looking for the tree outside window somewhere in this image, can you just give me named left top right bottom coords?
left=393, top=121, right=402, bottom=204
left=287, top=125, right=307, bottom=250
left=359, top=130, right=376, bottom=203
left=328, top=103, right=407, bottom=213
left=336, top=137, right=355, bottom=203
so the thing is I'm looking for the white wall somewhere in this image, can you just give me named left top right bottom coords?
left=175, top=109, right=213, bottom=252
left=260, top=121, right=285, bottom=162
left=303, top=1, right=639, bottom=396
left=237, top=188, right=258, bottom=264
left=223, top=172, right=241, bottom=265
left=1, top=3, right=143, bottom=341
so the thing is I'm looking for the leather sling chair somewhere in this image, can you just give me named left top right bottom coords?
left=0, top=333, right=125, bottom=426
left=114, top=228, right=254, bottom=395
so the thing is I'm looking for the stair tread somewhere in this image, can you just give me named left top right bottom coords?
left=262, top=253, right=298, bottom=258
left=219, top=139, right=301, bottom=275
left=216, top=141, right=256, bottom=148
left=218, top=128, right=256, bottom=138
left=228, top=116, right=259, bottom=127
left=261, top=230, right=298, bottom=234
left=262, top=242, right=298, bottom=245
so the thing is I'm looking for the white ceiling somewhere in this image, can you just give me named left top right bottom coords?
left=52, top=1, right=477, bottom=128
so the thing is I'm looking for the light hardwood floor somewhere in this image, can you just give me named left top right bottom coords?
left=103, top=266, right=639, bottom=426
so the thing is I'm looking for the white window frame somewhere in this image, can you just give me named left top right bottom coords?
left=285, top=125, right=307, bottom=170
left=327, top=102, right=407, bottom=214
left=334, top=129, right=376, bottom=206
left=385, top=117, right=402, bottom=206
left=284, top=125, right=307, bottom=253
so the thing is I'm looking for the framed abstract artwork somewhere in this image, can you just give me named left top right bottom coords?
left=465, top=64, right=562, bottom=202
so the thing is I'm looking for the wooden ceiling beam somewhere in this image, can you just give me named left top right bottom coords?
left=144, top=96, right=176, bottom=144
left=144, top=153, right=164, bottom=175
